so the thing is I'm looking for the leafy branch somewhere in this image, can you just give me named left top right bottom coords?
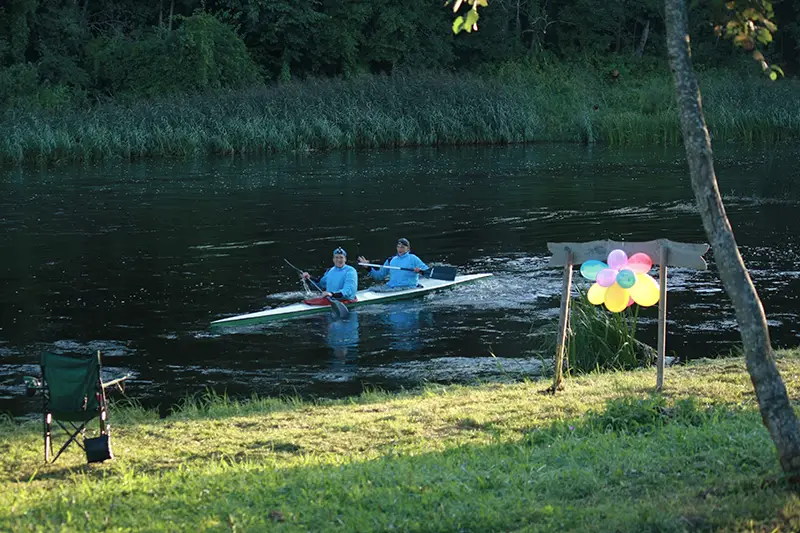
left=446, top=0, right=488, bottom=34
left=715, top=0, right=783, bottom=79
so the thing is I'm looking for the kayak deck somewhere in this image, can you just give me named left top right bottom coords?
left=211, top=273, right=493, bottom=327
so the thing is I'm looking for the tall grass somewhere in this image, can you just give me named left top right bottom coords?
left=536, top=288, right=655, bottom=375
left=1, top=67, right=799, bottom=167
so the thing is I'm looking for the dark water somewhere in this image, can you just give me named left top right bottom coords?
left=2, top=144, right=799, bottom=416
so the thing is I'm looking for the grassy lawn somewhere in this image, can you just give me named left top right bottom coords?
left=2, top=351, right=800, bottom=532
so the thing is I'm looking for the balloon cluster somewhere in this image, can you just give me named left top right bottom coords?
left=579, top=250, right=660, bottom=312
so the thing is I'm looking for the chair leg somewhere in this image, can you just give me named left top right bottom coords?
left=50, top=421, right=86, bottom=463
left=100, top=408, right=108, bottom=435
left=98, top=382, right=110, bottom=436
left=44, top=413, right=51, bottom=463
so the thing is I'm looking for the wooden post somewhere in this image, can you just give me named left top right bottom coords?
left=656, top=246, right=669, bottom=391
left=551, top=251, right=574, bottom=392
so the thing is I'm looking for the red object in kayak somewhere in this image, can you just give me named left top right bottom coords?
left=303, top=297, right=357, bottom=306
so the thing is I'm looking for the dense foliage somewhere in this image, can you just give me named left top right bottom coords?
left=1, top=0, right=798, bottom=110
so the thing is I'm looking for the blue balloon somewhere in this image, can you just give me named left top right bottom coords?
left=616, top=269, right=636, bottom=289
left=580, top=260, right=608, bottom=281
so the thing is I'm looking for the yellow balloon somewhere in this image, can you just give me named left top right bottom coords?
left=604, top=283, right=629, bottom=313
left=630, top=273, right=660, bottom=307
left=587, top=283, right=607, bottom=305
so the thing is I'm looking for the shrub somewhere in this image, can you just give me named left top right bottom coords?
left=0, top=63, right=39, bottom=109
left=86, top=12, right=262, bottom=100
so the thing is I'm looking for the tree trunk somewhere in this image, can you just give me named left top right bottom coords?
left=636, top=19, right=650, bottom=57
left=168, top=0, right=175, bottom=32
left=664, top=0, right=800, bottom=477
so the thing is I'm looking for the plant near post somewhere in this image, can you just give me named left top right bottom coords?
left=566, top=289, right=653, bottom=374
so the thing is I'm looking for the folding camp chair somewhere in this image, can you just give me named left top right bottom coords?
left=24, top=351, right=128, bottom=464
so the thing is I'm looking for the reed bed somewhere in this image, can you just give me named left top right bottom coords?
left=1, top=69, right=798, bottom=167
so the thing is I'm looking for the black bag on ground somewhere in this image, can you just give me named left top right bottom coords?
left=85, top=434, right=113, bottom=463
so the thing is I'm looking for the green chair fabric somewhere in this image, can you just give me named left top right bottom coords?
left=42, top=352, right=100, bottom=422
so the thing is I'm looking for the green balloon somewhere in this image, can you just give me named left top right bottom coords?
left=616, top=269, right=636, bottom=289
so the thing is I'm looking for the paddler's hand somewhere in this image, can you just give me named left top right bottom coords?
left=302, top=272, right=311, bottom=279
left=322, top=291, right=333, bottom=298
left=413, top=267, right=422, bottom=273
left=357, top=256, right=370, bottom=268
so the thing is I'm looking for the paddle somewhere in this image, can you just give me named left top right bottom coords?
left=357, top=262, right=458, bottom=281
left=283, top=259, right=350, bottom=319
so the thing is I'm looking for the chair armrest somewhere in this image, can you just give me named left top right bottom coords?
left=101, top=375, right=131, bottom=391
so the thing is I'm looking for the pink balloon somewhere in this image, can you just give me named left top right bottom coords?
left=627, top=252, right=653, bottom=274
left=607, top=249, right=628, bottom=270
left=627, top=296, right=635, bottom=307
left=596, top=268, right=618, bottom=287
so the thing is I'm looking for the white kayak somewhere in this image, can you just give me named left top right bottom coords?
left=210, top=273, right=493, bottom=327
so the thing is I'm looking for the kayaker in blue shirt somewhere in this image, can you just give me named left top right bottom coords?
left=357, top=238, right=428, bottom=291
left=302, top=247, right=358, bottom=300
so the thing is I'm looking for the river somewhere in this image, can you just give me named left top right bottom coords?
left=2, top=144, right=799, bottom=416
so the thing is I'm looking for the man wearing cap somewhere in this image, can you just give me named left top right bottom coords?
left=357, top=238, right=428, bottom=291
left=302, top=247, right=358, bottom=300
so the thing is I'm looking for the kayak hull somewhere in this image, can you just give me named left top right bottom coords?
left=210, top=273, right=493, bottom=327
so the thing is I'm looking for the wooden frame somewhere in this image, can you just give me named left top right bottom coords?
left=546, top=239, right=709, bottom=392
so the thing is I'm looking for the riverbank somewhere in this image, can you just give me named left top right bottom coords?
left=2, top=351, right=799, bottom=532
left=2, top=67, right=799, bottom=168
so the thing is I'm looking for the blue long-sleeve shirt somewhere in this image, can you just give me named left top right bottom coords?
left=319, top=265, right=358, bottom=299
left=368, top=253, right=428, bottom=288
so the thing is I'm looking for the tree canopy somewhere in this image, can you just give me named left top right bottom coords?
left=1, top=0, right=797, bottom=109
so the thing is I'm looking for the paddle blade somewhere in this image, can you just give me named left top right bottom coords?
left=330, top=300, right=350, bottom=320
left=427, top=266, right=457, bottom=281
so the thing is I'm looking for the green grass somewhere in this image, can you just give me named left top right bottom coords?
left=2, top=67, right=799, bottom=168
left=2, top=350, right=800, bottom=532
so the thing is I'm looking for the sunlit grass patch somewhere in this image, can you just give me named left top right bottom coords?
left=1, top=350, right=799, bottom=531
